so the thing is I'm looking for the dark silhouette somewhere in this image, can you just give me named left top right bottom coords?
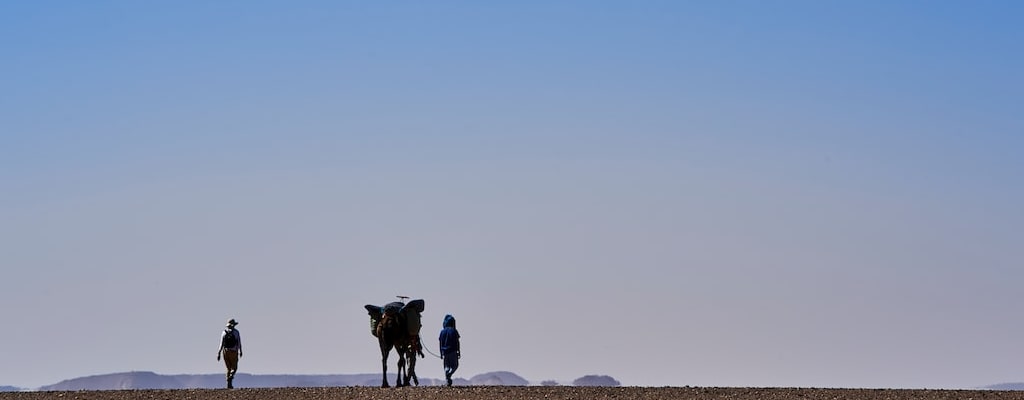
left=364, top=299, right=425, bottom=387
left=216, top=319, right=242, bottom=389
left=439, top=314, right=461, bottom=386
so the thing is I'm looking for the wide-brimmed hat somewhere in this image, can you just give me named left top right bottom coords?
left=226, top=319, right=239, bottom=327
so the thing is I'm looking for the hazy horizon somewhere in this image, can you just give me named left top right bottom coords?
left=23, top=369, right=590, bottom=389
left=3, top=1, right=1022, bottom=390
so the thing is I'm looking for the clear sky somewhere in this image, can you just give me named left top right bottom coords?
left=2, top=1, right=1022, bottom=390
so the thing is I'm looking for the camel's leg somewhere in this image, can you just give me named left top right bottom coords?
left=396, top=355, right=403, bottom=387
left=397, top=353, right=409, bottom=388
left=380, top=345, right=390, bottom=388
left=408, top=348, right=419, bottom=386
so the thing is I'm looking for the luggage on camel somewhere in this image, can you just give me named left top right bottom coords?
left=364, top=305, right=383, bottom=337
left=364, top=299, right=426, bottom=338
left=402, top=299, right=424, bottom=336
left=384, top=302, right=404, bottom=313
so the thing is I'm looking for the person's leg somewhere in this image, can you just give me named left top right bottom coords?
left=443, top=353, right=458, bottom=386
left=442, top=355, right=450, bottom=385
left=222, top=351, right=230, bottom=387
left=224, top=350, right=239, bottom=388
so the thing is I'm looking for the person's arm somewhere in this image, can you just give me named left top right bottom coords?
left=217, top=331, right=224, bottom=360
left=439, top=331, right=445, bottom=360
left=236, top=330, right=242, bottom=357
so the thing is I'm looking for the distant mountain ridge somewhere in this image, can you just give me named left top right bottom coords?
left=983, top=383, right=1024, bottom=390
left=38, top=371, right=430, bottom=390
left=34, top=370, right=595, bottom=391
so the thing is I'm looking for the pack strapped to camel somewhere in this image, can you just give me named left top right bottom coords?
left=403, top=299, right=424, bottom=336
left=378, top=302, right=404, bottom=337
left=364, top=300, right=425, bottom=338
left=364, top=304, right=383, bottom=337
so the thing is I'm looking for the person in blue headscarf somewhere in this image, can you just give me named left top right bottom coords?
left=438, top=314, right=461, bottom=386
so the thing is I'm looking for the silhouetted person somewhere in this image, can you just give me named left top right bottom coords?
left=217, top=319, right=242, bottom=388
left=438, top=314, right=460, bottom=386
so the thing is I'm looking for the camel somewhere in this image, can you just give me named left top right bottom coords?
left=364, top=299, right=424, bottom=387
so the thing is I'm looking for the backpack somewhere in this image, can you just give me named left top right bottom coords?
left=222, top=330, right=238, bottom=348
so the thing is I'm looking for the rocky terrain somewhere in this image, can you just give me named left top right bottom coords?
left=2, top=386, right=1023, bottom=400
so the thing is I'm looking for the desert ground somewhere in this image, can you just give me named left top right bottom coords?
left=2, top=386, right=1023, bottom=400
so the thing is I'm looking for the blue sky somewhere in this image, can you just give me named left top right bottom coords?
left=2, top=1, right=1022, bottom=389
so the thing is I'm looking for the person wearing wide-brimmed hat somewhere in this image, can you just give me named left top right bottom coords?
left=216, top=319, right=242, bottom=388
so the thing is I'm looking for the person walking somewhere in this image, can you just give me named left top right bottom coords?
left=438, top=314, right=460, bottom=387
left=216, top=319, right=242, bottom=388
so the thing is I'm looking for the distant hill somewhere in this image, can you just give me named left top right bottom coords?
left=37, top=371, right=442, bottom=391
left=0, top=387, right=21, bottom=392
left=983, top=383, right=1024, bottom=390
left=33, top=371, right=614, bottom=390
left=468, top=371, right=529, bottom=386
left=572, top=375, right=621, bottom=387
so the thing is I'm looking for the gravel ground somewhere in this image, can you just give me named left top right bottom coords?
left=2, top=387, right=1023, bottom=400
